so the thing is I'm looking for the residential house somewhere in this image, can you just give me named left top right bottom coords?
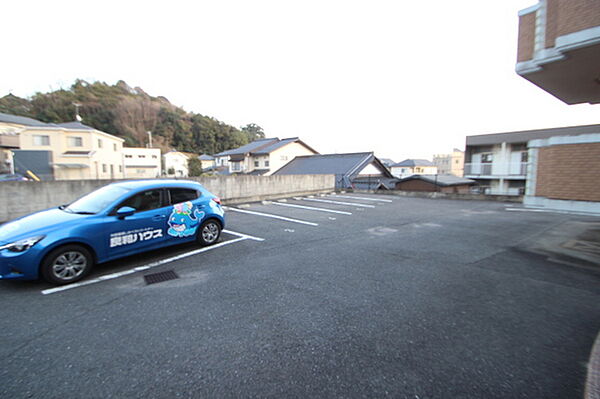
left=464, top=124, right=600, bottom=196
left=214, top=137, right=318, bottom=175
left=516, top=0, right=600, bottom=104
left=272, top=152, right=394, bottom=189
left=378, top=158, right=396, bottom=170
left=199, top=154, right=215, bottom=171
left=163, top=151, right=197, bottom=177
left=0, top=112, right=54, bottom=174
left=395, top=175, right=475, bottom=194
left=18, top=121, right=125, bottom=180
left=390, top=159, right=437, bottom=178
left=432, top=149, right=464, bottom=176
left=123, top=147, right=161, bottom=178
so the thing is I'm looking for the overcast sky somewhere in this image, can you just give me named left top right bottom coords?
left=3, top=0, right=599, bottom=161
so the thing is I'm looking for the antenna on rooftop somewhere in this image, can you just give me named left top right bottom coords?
left=73, top=102, right=82, bottom=122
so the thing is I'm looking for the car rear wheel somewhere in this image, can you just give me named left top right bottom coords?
left=197, top=219, right=221, bottom=246
left=40, top=245, right=93, bottom=285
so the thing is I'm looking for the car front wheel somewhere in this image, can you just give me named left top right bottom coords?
left=197, top=219, right=221, bottom=246
left=40, top=245, right=93, bottom=285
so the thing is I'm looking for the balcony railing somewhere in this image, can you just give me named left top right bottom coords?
left=464, top=162, right=528, bottom=177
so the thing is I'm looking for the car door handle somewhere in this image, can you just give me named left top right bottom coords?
left=152, top=215, right=166, bottom=221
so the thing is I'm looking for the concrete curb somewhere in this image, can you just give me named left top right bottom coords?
left=586, top=331, right=600, bottom=399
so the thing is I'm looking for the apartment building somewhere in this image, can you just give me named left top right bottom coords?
left=432, top=149, right=464, bottom=176
left=214, top=137, right=318, bottom=175
left=516, top=0, right=600, bottom=104
left=163, top=151, right=196, bottom=177
left=465, top=124, right=600, bottom=196
left=123, top=147, right=161, bottom=178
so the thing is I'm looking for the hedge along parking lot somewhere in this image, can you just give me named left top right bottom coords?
left=0, top=194, right=599, bottom=398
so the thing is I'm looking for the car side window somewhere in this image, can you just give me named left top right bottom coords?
left=118, top=190, right=163, bottom=213
left=169, top=188, right=199, bottom=204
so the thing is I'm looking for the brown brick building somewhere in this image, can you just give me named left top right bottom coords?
left=516, top=0, right=600, bottom=104
left=526, top=133, right=600, bottom=212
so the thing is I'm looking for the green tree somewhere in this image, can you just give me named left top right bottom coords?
left=188, top=157, right=204, bottom=176
left=241, top=123, right=266, bottom=141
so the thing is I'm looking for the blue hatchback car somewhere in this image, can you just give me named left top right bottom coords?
left=0, top=180, right=225, bottom=285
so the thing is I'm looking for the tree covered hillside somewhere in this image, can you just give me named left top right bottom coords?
left=0, top=80, right=264, bottom=154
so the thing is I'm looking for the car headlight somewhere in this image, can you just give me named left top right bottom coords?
left=0, top=235, right=45, bottom=253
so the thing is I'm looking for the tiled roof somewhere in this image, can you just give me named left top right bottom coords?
left=391, top=159, right=434, bottom=167
left=214, top=138, right=279, bottom=156
left=398, top=174, right=475, bottom=186
left=0, top=112, right=51, bottom=127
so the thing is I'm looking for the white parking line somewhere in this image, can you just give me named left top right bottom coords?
left=272, top=202, right=352, bottom=215
left=300, top=198, right=376, bottom=208
left=224, top=206, right=319, bottom=226
left=41, top=230, right=264, bottom=295
left=329, top=195, right=392, bottom=203
left=223, top=229, right=265, bottom=241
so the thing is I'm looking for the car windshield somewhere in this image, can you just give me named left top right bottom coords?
left=65, top=185, right=131, bottom=214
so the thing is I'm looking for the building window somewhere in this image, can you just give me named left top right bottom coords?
left=138, top=155, right=146, bottom=158
left=152, top=155, right=157, bottom=159
left=67, top=136, right=83, bottom=147
left=102, top=164, right=107, bottom=173
left=481, top=153, right=493, bottom=163
left=98, top=139, right=103, bottom=148
left=231, top=162, right=241, bottom=172
left=33, top=135, right=50, bottom=146
left=280, top=155, right=288, bottom=161
left=254, top=161, right=259, bottom=167
left=119, top=165, right=122, bottom=173
left=265, top=160, right=270, bottom=167
left=113, top=143, right=117, bottom=151
left=125, top=155, right=133, bottom=158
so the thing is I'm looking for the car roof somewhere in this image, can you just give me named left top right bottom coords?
left=109, top=179, right=203, bottom=191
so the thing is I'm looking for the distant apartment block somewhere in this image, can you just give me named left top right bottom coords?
left=123, top=147, right=161, bottom=179
left=465, top=124, right=600, bottom=196
left=516, top=0, right=600, bottom=104
left=432, top=149, right=464, bottom=176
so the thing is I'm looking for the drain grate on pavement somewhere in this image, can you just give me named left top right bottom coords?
left=144, top=270, right=179, bottom=285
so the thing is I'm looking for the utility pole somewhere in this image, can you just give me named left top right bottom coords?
left=147, top=131, right=153, bottom=148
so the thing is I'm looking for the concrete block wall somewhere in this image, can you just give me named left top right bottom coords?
left=0, top=174, right=335, bottom=223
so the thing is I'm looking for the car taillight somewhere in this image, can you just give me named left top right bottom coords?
left=212, top=197, right=221, bottom=205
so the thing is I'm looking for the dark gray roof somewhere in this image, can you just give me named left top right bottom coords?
left=56, top=121, right=96, bottom=130
left=466, top=124, right=600, bottom=146
left=398, top=174, right=475, bottom=186
left=273, top=152, right=376, bottom=176
left=392, top=159, right=434, bottom=167
left=351, top=177, right=399, bottom=190
left=214, top=138, right=279, bottom=156
left=0, top=112, right=50, bottom=127
left=253, top=137, right=319, bottom=155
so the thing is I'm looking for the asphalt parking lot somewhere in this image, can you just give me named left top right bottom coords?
left=1, top=193, right=599, bottom=398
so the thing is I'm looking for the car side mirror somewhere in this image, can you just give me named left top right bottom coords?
left=116, top=206, right=136, bottom=219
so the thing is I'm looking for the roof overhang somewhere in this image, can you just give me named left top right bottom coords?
left=516, top=27, right=600, bottom=105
